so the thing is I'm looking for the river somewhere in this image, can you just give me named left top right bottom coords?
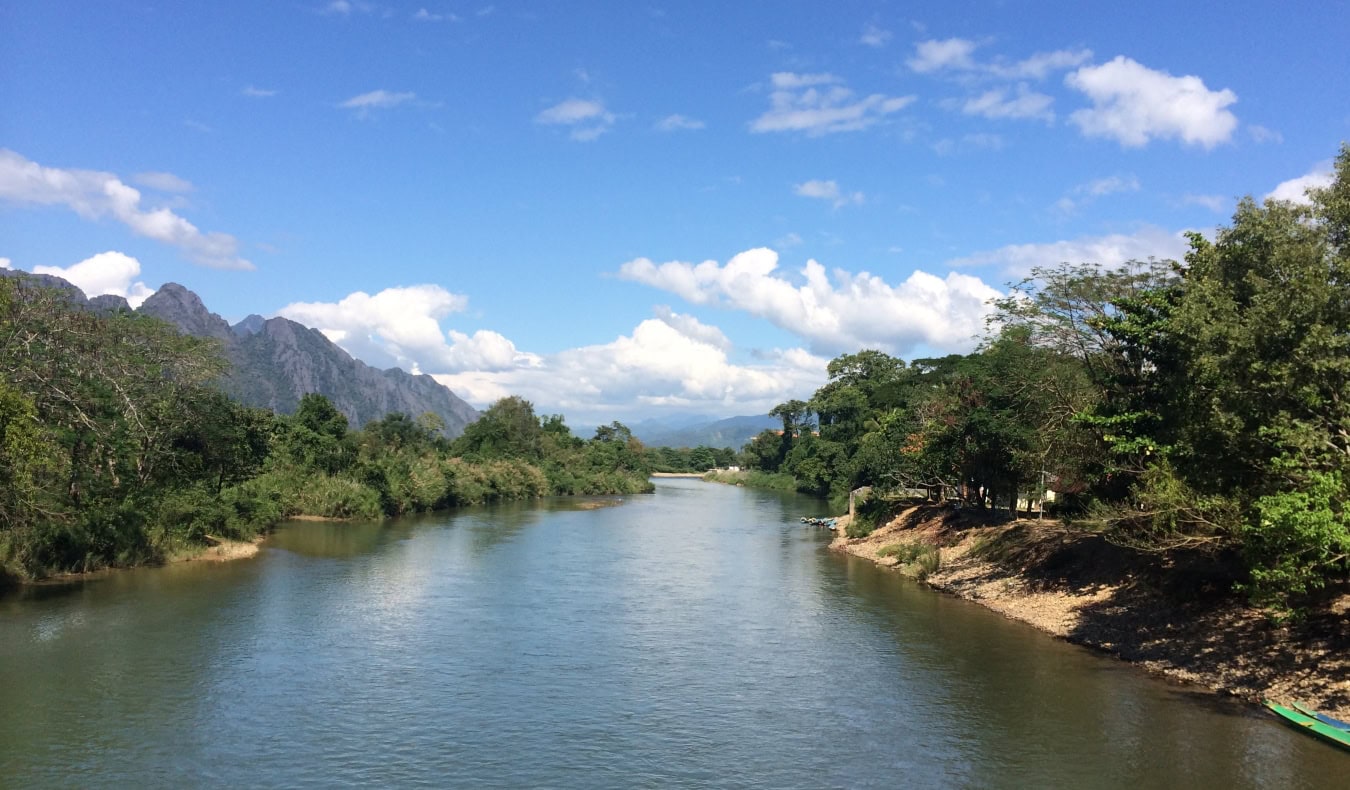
left=0, top=478, right=1343, bottom=787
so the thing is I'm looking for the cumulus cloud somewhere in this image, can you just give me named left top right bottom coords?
left=654, top=114, right=705, bottom=132
left=1065, top=56, right=1238, bottom=148
left=340, top=90, right=417, bottom=117
left=278, top=284, right=472, bottom=369
left=31, top=251, right=155, bottom=307
left=535, top=98, right=616, bottom=141
left=959, top=83, right=1054, bottom=121
left=946, top=225, right=1192, bottom=278
left=0, top=257, right=11, bottom=269
left=750, top=72, right=914, bottom=136
left=794, top=179, right=864, bottom=208
left=1266, top=163, right=1334, bottom=205
left=0, top=149, right=252, bottom=270
left=272, top=282, right=829, bottom=420
left=432, top=312, right=830, bottom=421
left=617, top=247, right=1001, bottom=356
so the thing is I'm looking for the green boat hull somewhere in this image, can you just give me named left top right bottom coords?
left=1266, top=701, right=1350, bottom=753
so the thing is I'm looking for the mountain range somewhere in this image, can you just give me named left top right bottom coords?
left=628, top=414, right=779, bottom=449
left=3, top=271, right=479, bottom=437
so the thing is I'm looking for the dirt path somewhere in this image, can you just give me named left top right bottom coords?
left=831, top=506, right=1350, bottom=721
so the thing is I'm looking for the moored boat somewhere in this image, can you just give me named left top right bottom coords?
left=1291, top=701, right=1350, bottom=731
left=1265, top=701, right=1350, bottom=752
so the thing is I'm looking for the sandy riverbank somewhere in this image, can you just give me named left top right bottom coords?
left=168, top=534, right=266, bottom=563
left=831, top=505, right=1350, bottom=721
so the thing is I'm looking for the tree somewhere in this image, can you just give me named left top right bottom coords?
left=453, top=396, right=544, bottom=461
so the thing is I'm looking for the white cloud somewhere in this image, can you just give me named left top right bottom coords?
left=946, top=225, right=1192, bottom=277
left=339, top=90, right=417, bottom=117
left=433, top=312, right=830, bottom=421
left=653, top=305, right=732, bottom=351
left=241, top=85, right=278, bottom=98
left=0, top=149, right=252, bottom=270
left=1065, top=56, right=1238, bottom=148
left=442, top=329, right=541, bottom=372
left=794, top=179, right=864, bottom=209
left=750, top=72, right=915, bottom=136
left=0, top=257, right=11, bottom=269
left=278, top=284, right=471, bottom=369
left=960, top=83, right=1054, bottom=121
left=31, top=251, right=155, bottom=307
left=535, top=98, right=616, bottom=141
left=908, top=38, right=978, bottom=73
left=1266, top=163, right=1334, bottom=205
left=860, top=23, right=892, bottom=48
left=276, top=284, right=829, bottom=421
left=655, top=114, right=705, bottom=132
left=617, top=247, right=1001, bottom=356
left=134, top=171, right=195, bottom=193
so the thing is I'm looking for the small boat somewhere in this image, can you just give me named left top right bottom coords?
left=1265, top=700, right=1350, bottom=752
left=1291, top=701, right=1350, bottom=731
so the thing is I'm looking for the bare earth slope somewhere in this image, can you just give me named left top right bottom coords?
left=832, top=506, right=1350, bottom=720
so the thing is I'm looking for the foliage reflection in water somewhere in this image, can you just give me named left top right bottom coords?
left=0, top=479, right=1343, bottom=788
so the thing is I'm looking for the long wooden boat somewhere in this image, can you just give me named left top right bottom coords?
left=1265, top=701, right=1350, bottom=752
left=1291, top=701, right=1350, bottom=731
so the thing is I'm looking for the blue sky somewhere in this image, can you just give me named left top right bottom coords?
left=3, top=1, right=1348, bottom=424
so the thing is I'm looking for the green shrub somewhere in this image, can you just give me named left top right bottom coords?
left=1242, top=472, right=1350, bottom=612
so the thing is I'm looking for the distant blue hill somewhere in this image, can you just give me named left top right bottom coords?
left=637, top=414, right=779, bottom=449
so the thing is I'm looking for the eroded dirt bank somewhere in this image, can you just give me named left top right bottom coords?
left=831, top=505, right=1350, bottom=720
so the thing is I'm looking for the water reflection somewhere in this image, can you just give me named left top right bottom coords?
left=1, top=479, right=1345, bottom=788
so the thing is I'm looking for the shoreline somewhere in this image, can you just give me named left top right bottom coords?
left=830, top=505, right=1350, bottom=721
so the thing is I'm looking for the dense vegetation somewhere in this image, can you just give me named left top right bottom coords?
left=0, top=283, right=652, bottom=583
left=647, top=444, right=738, bottom=473
left=740, top=145, right=1350, bottom=610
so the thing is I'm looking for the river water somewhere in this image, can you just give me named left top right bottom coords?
left=1, top=478, right=1343, bottom=787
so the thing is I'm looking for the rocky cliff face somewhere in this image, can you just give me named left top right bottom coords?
left=86, top=279, right=478, bottom=437
left=220, top=315, right=479, bottom=435
left=139, top=283, right=235, bottom=341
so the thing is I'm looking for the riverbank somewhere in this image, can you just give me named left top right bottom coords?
left=831, top=505, right=1350, bottom=721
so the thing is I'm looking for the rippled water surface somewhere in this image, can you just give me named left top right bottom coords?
left=1, top=479, right=1344, bottom=787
